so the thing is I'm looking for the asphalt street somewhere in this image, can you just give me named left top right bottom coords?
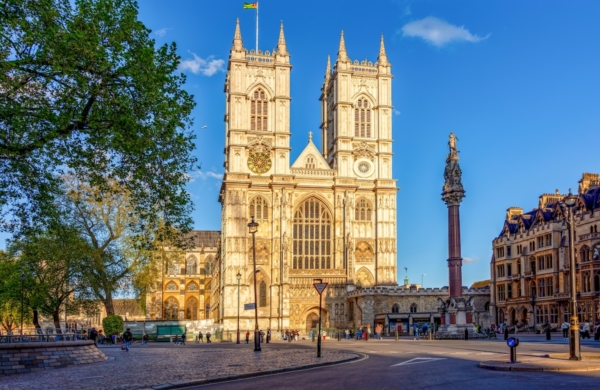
left=183, top=335, right=600, bottom=390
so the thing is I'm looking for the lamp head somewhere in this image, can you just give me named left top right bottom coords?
left=314, top=278, right=323, bottom=284
left=564, top=189, right=578, bottom=208
left=237, top=272, right=241, bottom=280
left=247, top=217, right=259, bottom=233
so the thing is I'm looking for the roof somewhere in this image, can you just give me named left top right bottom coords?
left=291, top=133, right=331, bottom=170
left=112, top=299, right=144, bottom=319
left=470, top=280, right=490, bottom=289
left=188, top=231, right=221, bottom=248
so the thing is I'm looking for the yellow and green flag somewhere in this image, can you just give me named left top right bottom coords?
left=243, top=2, right=258, bottom=9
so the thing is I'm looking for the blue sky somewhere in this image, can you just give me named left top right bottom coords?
left=4, top=1, right=600, bottom=289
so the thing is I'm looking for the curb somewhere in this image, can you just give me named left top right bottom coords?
left=478, top=361, right=600, bottom=372
left=139, top=353, right=364, bottom=390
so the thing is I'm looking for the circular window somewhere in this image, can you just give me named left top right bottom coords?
left=353, top=159, right=373, bottom=178
left=358, top=162, right=370, bottom=173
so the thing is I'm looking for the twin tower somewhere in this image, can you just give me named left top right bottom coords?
left=218, top=19, right=398, bottom=331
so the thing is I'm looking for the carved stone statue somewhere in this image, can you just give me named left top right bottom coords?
left=282, top=232, right=290, bottom=253
left=448, top=132, right=458, bottom=157
left=442, top=133, right=465, bottom=206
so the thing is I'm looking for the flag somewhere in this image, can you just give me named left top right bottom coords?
left=243, top=2, right=257, bottom=9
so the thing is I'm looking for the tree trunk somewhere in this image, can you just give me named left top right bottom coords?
left=52, top=310, right=62, bottom=334
left=103, top=290, right=115, bottom=316
left=32, top=309, right=41, bottom=330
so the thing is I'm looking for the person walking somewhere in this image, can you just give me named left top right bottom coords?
left=245, top=330, right=250, bottom=344
left=582, top=321, right=591, bottom=339
left=181, top=331, right=186, bottom=345
left=122, top=328, right=133, bottom=352
left=198, top=331, right=203, bottom=343
left=206, top=331, right=211, bottom=343
left=142, top=333, right=148, bottom=345
left=561, top=321, right=569, bottom=339
left=89, top=327, right=98, bottom=347
left=267, top=328, right=271, bottom=343
left=375, top=324, right=382, bottom=340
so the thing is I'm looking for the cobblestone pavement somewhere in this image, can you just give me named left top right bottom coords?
left=0, top=343, right=356, bottom=390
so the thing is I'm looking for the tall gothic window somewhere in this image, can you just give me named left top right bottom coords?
left=185, top=297, right=198, bottom=320
left=259, top=281, right=267, bottom=307
left=355, top=198, right=372, bottom=221
left=354, top=98, right=371, bottom=138
left=249, top=196, right=269, bottom=221
left=251, top=88, right=268, bottom=131
left=293, top=197, right=332, bottom=270
left=205, top=255, right=214, bottom=276
left=187, top=257, right=197, bottom=275
left=164, top=297, right=178, bottom=320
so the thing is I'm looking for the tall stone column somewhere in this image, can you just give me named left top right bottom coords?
left=442, top=133, right=465, bottom=298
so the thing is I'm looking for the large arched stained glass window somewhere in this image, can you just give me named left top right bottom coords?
left=185, top=297, right=198, bottom=320
left=251, top=88, right=268, bottom=131
left=292, top=197, right=332, bottom=270
left=187, top=257, right=197, bottom=275
left=164, top=297, right=179, bottom=320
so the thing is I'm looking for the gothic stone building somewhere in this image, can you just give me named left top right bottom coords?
left=212, top=20, right=398, bottom=333
left=491, top=173, right=600, bottom=330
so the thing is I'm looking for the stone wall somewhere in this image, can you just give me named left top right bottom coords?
left=0, top=340, right=107, bottom=376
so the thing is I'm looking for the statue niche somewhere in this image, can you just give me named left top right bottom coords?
left=355, top=241, right=374, bottom=263
left=249, top=239, right=270, bottom=265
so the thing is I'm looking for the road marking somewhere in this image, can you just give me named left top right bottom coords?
left=391, top=357, right=447, bottom=367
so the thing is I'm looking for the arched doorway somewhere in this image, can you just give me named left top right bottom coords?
left=306, top=312, right=319, bottom=333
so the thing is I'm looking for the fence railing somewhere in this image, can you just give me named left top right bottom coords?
left=0, top=332, right=87, bottom=343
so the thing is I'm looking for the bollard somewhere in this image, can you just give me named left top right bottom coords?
left=464, top=328, right=469, bottom=340
left=429, top=330, right=433, bottom=340
left=507, top=337, right=519, bottom=363
left=395, top=328, right=398, bottom=341
left=546, top=326, right=551, bottom=341
left=338, top=331, right=341, bottom=342
left=504, top=328, right=509, bottom=341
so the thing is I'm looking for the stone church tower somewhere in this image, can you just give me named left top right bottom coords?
left=216, top=19, right=398, bottom=332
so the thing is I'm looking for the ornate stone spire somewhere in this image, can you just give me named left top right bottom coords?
left=277, top=21, right=288, bottom=55
left=442, top=132, right=465, bottom=206
left=378, top=35, right=389, bottom=66
left=232, top=18, right=243, bottom=51
left=324, top=55, right=331, bottom=84
left=337, top=30, right=349, bottom=63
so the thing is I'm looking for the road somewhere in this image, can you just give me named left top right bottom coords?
left=184, top=335, right=600, bottom=390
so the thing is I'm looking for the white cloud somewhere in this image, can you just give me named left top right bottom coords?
left=188, top=170, right=223, bottom=183
left=401, top=17, right=489, bottom=47
left=179, top=52, right=225, bottom=76
left=393, top=109, right=401, bottom=115
left=154, top=28, right=170, bottom=37
left=463, top=256, right=480, bottom=265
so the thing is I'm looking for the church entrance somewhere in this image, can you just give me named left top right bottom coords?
left=306, top=313, right=319, bottom=334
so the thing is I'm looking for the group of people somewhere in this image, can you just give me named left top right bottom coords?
left=194, top=331, right=212, bottom=343
left=561, top=320, right=600, bottom=339
left=282, top=329, right=298, bottom=342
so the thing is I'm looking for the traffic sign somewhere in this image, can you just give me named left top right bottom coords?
left=313, top=282, right=328, bottom=295
left=244, top=303, right=256, bottom=310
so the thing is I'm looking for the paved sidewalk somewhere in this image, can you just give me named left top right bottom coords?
left=0, top=344, right=357, bottom=390
left=479, top=353, right=600, bottom=372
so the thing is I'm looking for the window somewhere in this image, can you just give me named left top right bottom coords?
left=249, top=196, right=269, bottom=221
left=507, top=264, right=512, bottom=276
left=545, top=234, right=552, bottom=246
left=517, top=282, right=522, bottom=298
left=259, top=281, right=267, bottom=307
left=530, top=282, right=537, bottom=298
left=355, top=198, right=373, bottom=221
left=530, top=241, right=535, bottom=252
left=506, top=246, right=512, bottom=257
left=305, top=155, right=316, bottom=169
left=580, top=246, right=590, bottom=262
left=507, top=284, right=513, bottom=299
left=354, top=98, right=371, bottom=137
left=187, top=282, right=198, bottom=291
left=583, top=272, right=591, bottom=293
left=536, top=307, right=542, bottom=324
left=538, top=256, right=544, bottom=271
left=550, top=306, right=558, bottom=323
left=530, top=258, right=536, bottom=274
left=517, top=245, right=522, bottom=255
left=185, top=297, right=198, bottom=320
left=497, top=284, right=506, bottom=301
left=250, top=88, right=268, bottom=131
left=168, top=262, right=179, bottom=275
left=340, top=304, right=344, bottom=316
left=166, top=282, right=178, bottom=291
left=164, top=297, right=178, bottom=320
left=391, top=304, right=399, bottom=314
left=537, top=237, right=544, bottom=248
left=292, top=197, right=333, bottom=270
left=410, top=303, right=418, bottom=313
left=546, top=277, right=553, bottom=296
left=539, top=279, right=545, bottom=297
left=517, top=260, right=521, bottom=275
left=546, top=254, right=553, bottom=269
left=496, top=247, right=505, bottom=258
left=497, top=265, right=505, bottom=277
left=187, top=257, right=197, bottom=275
left=593, top=244, right=600, bottom=261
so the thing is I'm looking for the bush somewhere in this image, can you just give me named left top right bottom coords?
left=102, top=315, right=124, bottom=336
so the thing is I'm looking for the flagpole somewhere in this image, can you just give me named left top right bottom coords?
left=255, top=2, right=259, bottom=52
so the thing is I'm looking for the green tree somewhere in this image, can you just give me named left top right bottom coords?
left=0, top=0, right=196, bottom=240
left=102, top=314, right=124, bottom=337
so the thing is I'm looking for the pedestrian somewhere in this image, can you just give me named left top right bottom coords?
left=245, top=330, right=250, bottom=344
left=122, top=328, right=133, bottom=352
left=422, top=323, right=428, bottom=338
left=181, top=331, right=186, bottom=345
left=267, top=328, right=271, bottom=343
left=561, top=321, right=569, bottom=338
left=582, top=322, right=591, bottom=339
left=173, top=334, right=179, bottom=345
left=376, top=324, right=382, bottom=340
left=206, top=331, right=211, bottom=343
left=259, top=329, right=264, bottom=343
left=89, top=327, right=98, bottom=347
left=198, top=331, right=203, bottom=343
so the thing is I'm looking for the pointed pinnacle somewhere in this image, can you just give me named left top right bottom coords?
left=338, top=30, right=349, bottom=62
left=325, top=55, right=331, bottom=80
left=232, top=18, right=243, bottom=51
left=378, top=35, right=388, bottom=65
left=277, top=21, right=288, bottom=55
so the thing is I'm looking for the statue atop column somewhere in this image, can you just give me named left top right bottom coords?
left=442, top=132, right=465, bottom=206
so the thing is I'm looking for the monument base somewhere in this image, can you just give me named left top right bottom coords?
left=436, top=296, right=485, bottom=339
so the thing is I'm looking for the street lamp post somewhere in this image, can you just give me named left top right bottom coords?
left=237, top=271, right=241, bottom=344
left=563, top=189, right=581, bottom=361
left=248, top=217, right=261, bottom=352
left=20, top=271, right=25, bottom=337
left=314, top=278, right=323, bottom=358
